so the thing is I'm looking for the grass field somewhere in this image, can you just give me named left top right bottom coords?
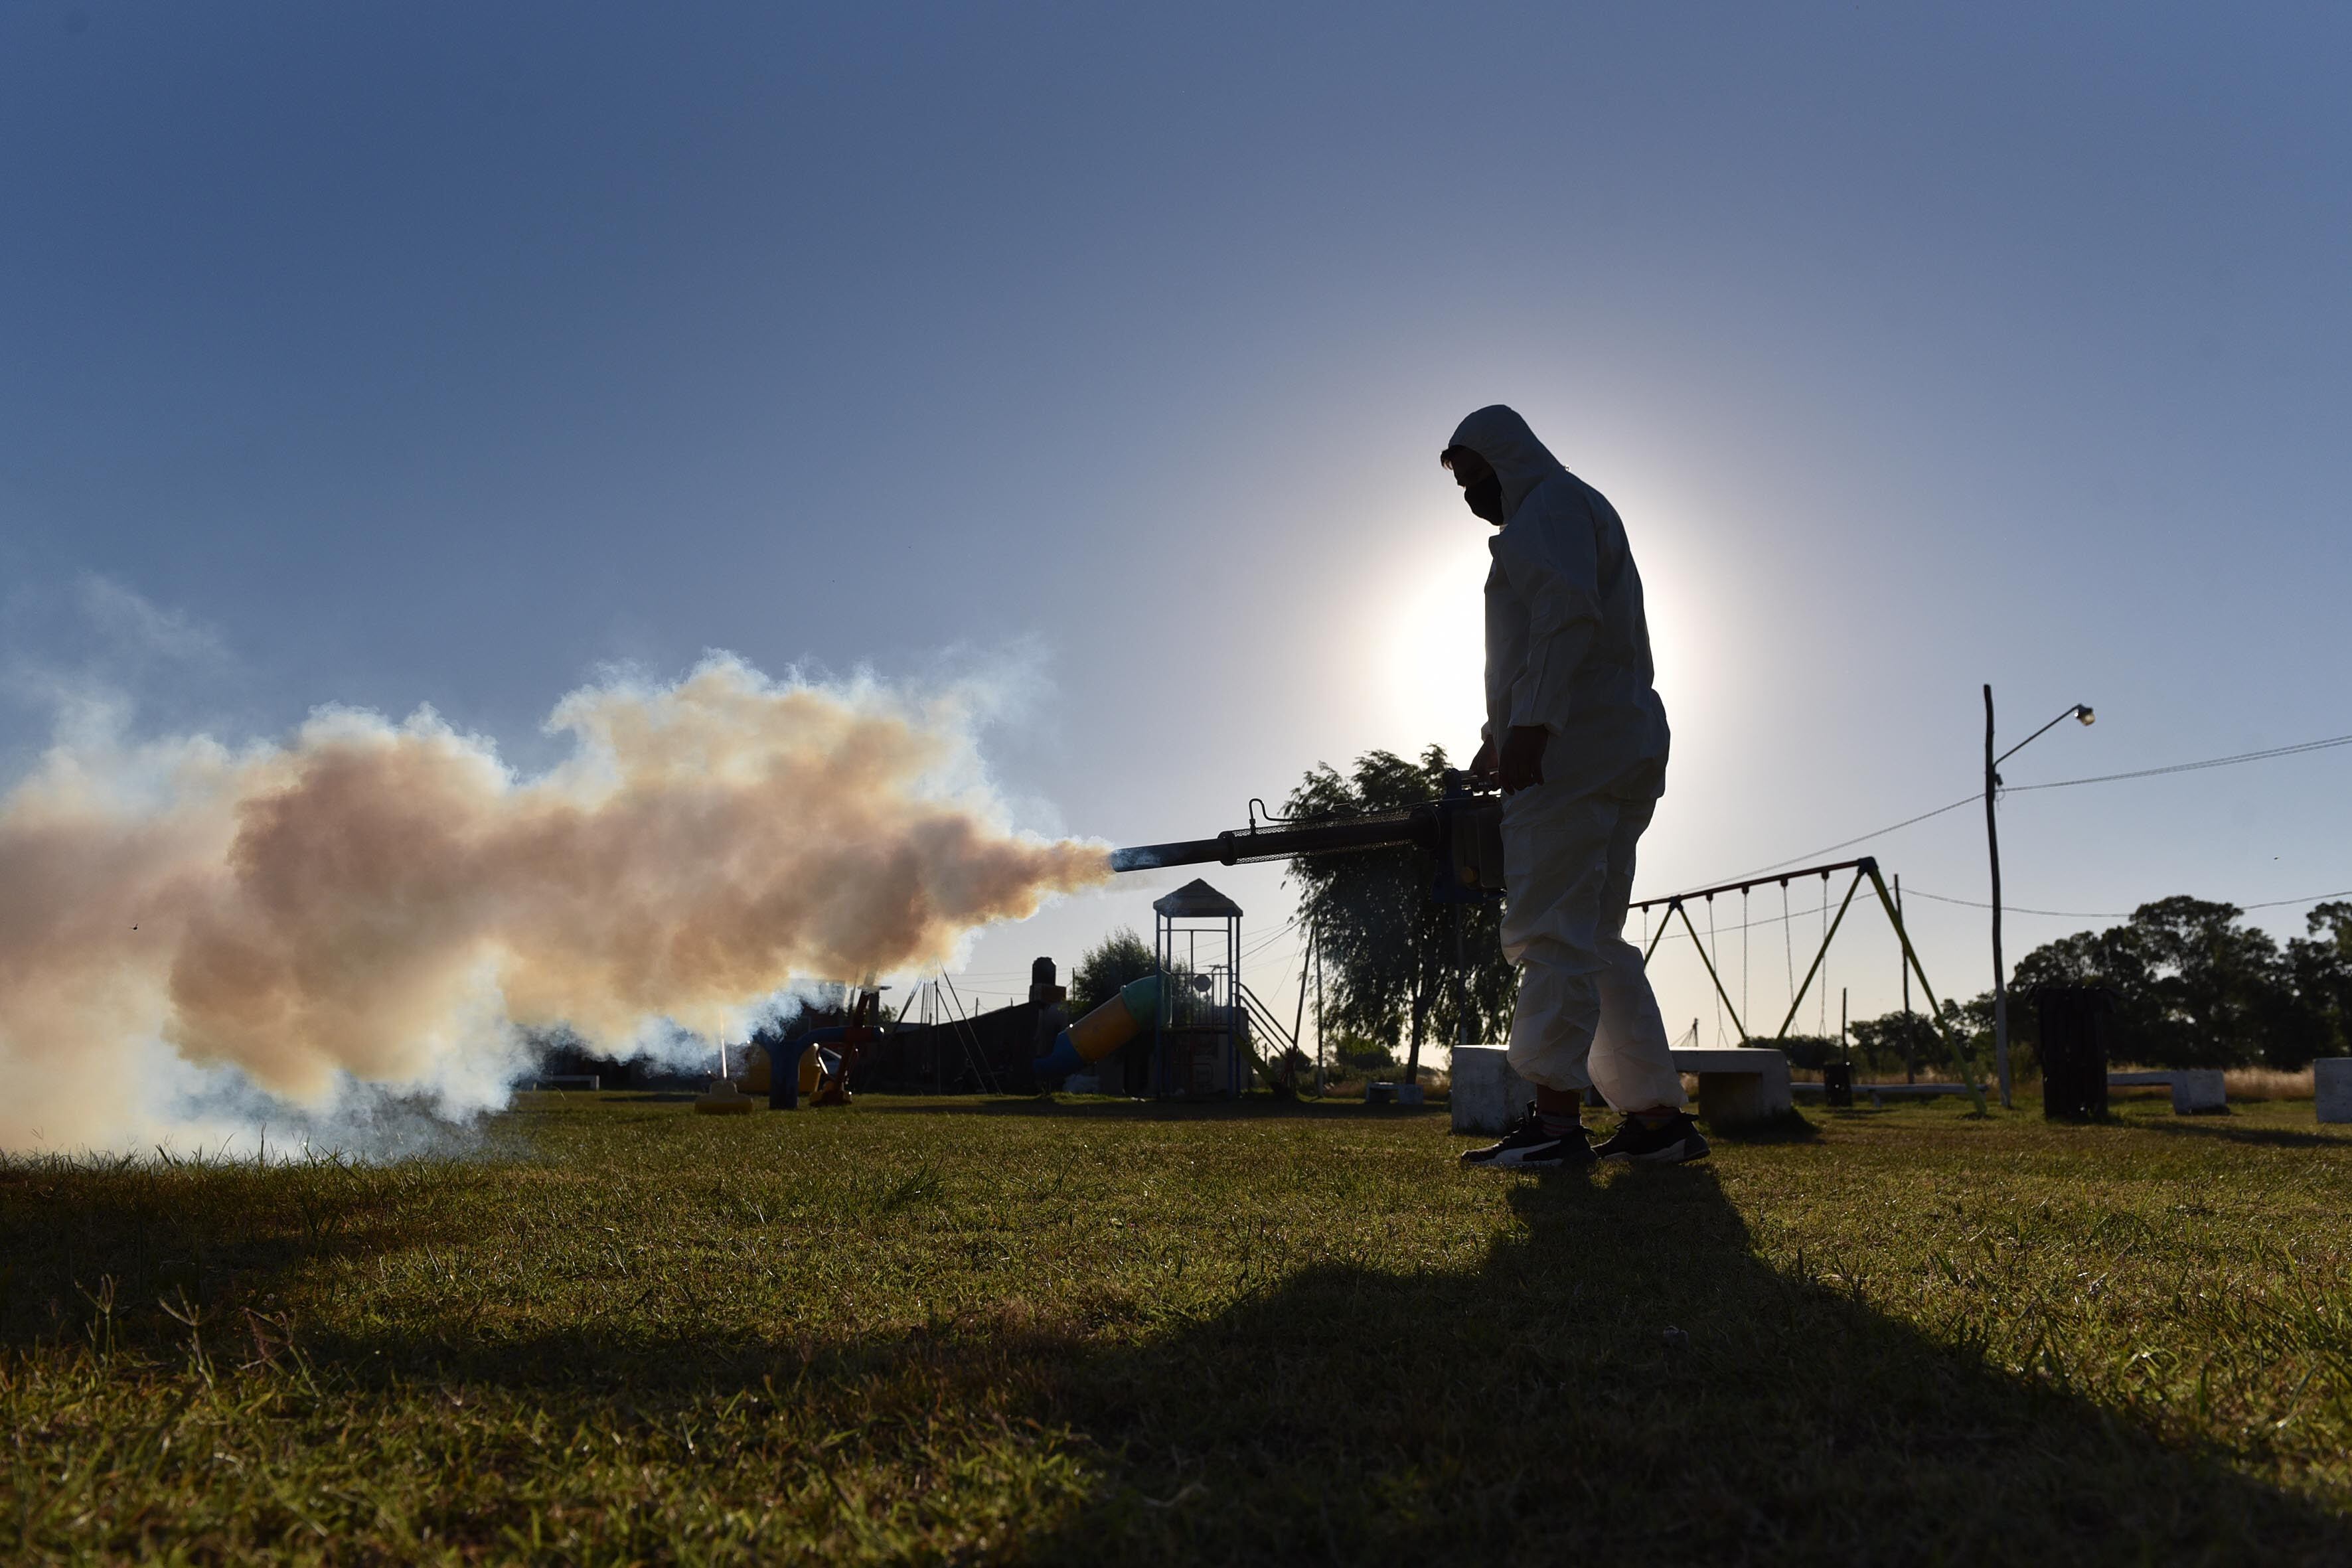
left=5, top=1093, right=2351, bottom=1565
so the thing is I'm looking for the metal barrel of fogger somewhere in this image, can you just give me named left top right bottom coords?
left=1108, top=806, right=1439, bottom=874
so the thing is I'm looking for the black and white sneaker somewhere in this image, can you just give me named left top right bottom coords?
left=1594, top=1111, right=1710, bottom=1164
left=1460, top=1106, right=1595, bottom=1169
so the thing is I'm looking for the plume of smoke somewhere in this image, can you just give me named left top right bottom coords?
left=0, top=655, right=1109, bottom=1154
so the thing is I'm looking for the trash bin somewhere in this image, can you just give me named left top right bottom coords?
left=2037, top=986, right=2112, bottom=1121
left=1822, top=1061, right=1854, bottom=1108
left=2316, top=1059, right=2352, bottom=1124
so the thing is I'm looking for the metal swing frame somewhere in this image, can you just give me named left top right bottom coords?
left=1635, top=855, right=1988, bottom=1114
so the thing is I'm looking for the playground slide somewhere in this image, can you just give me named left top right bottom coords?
left=1031, top=975, right=1160, bottom=1087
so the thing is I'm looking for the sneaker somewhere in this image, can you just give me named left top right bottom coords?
left=1594, top=1111, right=1709, bottom=1164
left=1460, top=1105, right=1596, bottom=1169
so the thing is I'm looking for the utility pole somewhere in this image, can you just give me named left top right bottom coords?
left=1897, top=874, right=1915, bottom=1083
left=1984, top=683, right=2011, bottom=1109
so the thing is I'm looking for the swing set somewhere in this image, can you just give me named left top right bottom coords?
left=1634, top=855, right=1988, bottom=1114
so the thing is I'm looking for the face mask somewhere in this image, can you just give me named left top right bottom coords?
left=1462, top=472, right=1505, bottom=524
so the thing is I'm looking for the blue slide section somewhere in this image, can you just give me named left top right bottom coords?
left=1031, top=1032, right=1083, bottom=1085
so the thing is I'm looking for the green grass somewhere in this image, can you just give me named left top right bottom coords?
left=5, top=1093, right=2350, bottom=1564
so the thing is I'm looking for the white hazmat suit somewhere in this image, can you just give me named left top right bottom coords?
left=1455, top=404, right=1686, bottom=1113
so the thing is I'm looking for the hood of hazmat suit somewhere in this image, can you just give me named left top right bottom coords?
left=1451, top=404, right=1670, bottom=801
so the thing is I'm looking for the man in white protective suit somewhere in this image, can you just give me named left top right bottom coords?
left=1445, top=404, right=1708, bottom=1168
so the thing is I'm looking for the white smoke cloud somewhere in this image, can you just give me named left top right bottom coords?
left=0, top=654, right=1109, bottom=1154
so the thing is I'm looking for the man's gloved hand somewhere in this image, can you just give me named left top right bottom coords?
left=1498, top=725, right=1549, bottom=793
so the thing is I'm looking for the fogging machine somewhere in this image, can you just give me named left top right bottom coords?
left=1109, top=770, right=1506, bottom=900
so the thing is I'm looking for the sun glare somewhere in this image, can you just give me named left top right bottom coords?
left=1381, top=539, right=1492, bottom=757
left=1369, top=491, right=1720, bottom=767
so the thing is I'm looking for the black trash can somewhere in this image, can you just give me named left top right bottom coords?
left=1822, top=1061, right=1854, bottom=1107
left=2037, top=986, right=2112, bottom=1121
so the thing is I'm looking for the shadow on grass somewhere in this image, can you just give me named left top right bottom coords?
left=9, top=1145, right=2344, bottom=1565
left=1013, top=1167, right=2347, bottom=1565
left=190, top=1159, right=2341, bottom=1564
left=1703, top=1109, right=1824, bottom=1144
left=2125, top=1119, right=2350, bottom=1150
left=0, top=1156, right=455, bottom=1352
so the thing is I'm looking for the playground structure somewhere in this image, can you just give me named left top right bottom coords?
left=1632, top=855, right=1988, bottom=1114
left=750, top=910, right=1289, bottom=1103
left=1032, top=878, right=1292, bottom=1097
left=1148, top=878, right=1250, bottom=1097
left=1108, top=771, right=1502, bottom=1077
left=1030, top=974, right=1160, bottom=1087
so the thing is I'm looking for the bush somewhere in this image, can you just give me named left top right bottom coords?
left=1071, top=927, right=1156, bottom=1016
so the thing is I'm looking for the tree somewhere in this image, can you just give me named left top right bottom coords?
left=1763, top=1033, right=1842, bottom=1071
left=2280, top=901, right=2352, bottom=1066
left=1845, top=1010, right=1942, bottom=1079
left=1996, top=898, right=2320, bottom=1070
left=1847, top=896, right=2352, bottom=1078
left=1071, top=926, right=1157, bottom=1016
left=1284, top=745, right=1518, bottom=1085
left=1841, top=997, right=1986, bottom=1080
left=2124, top=897, right=2294, bottom=1067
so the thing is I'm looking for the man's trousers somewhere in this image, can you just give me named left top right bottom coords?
left=1498, top=777, right=1685, bottom=1113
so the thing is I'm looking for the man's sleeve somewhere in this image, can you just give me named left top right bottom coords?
left=1499, top=511, right=1601, bottom=733
left=1482, top=554, right=1516, bottom=747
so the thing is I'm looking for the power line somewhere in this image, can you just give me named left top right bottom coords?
left=1681, top=795, right=1980, bottom=890
left=2005, top=732, right=2352, bottom=793
left=1898, top=888, right=2122, bottom=918
left=1239, top=915, right=1302, bottom=958
left=1666, top=724, right=2352, bottom=898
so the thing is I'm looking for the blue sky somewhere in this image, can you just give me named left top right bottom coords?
left=5, top=2, right=2349, bottom=1046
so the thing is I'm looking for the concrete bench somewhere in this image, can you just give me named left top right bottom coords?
left=1449, top=1044, right=1790, bottom=1135
left=1671, top=1048, right=1793, bottom=1127
left=2108, top=1069, right=2226, bottom=1114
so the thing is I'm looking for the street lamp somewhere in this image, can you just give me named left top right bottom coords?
left=1984, top=688, right=2094, bottom=1108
